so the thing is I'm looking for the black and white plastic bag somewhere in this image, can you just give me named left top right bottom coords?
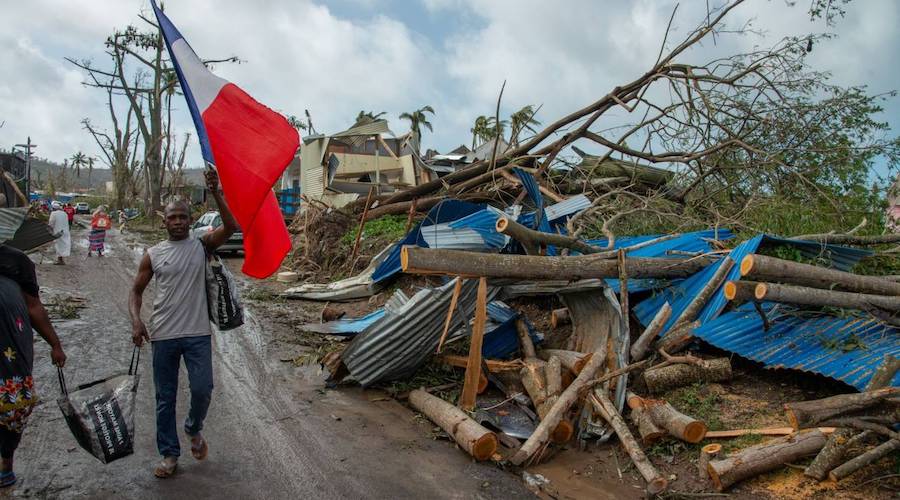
left=205, top=254, right=244, bottom=331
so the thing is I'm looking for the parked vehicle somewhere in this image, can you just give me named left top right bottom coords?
left=190, top=211, right=243, bottom=253
left=75, top=202, right=91, bottom=214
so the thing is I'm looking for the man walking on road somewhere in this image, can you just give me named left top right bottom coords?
left=129, top=170, right=236, bottom=478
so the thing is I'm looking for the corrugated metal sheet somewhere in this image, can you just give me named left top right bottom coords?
left=544, top=194, right=591, bottom=222
left=282, top=245, right=391, bottom=301
left=341, top=278, right=500, bottom=386
left=300, top=309, right=386, bottom=335
left=0, top=207, right=27, bottom=242
left=5, top=218, right=56, bottom=253
left=420, top=206, right=510, bottom=250
left=513, top=168, right=551, bottom=233
left=694, top=308, right=900, bottom=390
left=481, top=301, right=542, bottom=359
left=329, top=119, right=395, bottom=147
left=372, top=200, right=487, bottom=283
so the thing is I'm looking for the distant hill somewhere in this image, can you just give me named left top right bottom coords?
left=14, top=155, right=206, bottom=193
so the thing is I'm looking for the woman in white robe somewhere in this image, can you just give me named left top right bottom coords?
left=48, top=202, right=70, bottom=265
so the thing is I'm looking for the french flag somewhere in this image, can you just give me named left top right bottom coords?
left=151, top=1, right=299, bottom=278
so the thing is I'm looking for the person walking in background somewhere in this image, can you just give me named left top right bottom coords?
left=88, top=206, right=111, bottom=257
left=62, top=204, right=75, bottom=228
left=48, top=203, right=70, bottom=265
left=0, top=244, right=67, bottom=487
left=118, top=210, right=128, bottom=234
left=129, top=170, right=235, bottom=478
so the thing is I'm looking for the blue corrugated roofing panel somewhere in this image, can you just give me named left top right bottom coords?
left=693, top=309, right=900, bottom=390
left=299, top=309, right=386, bottom=335
left=481, top=301, right=542, bottom=359
left=372, top=200, right=487, bottom=283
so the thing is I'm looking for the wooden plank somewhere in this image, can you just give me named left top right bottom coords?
left=705, top=427, right=837, bottom=439
left=435, top=278, right=463, bottom=354
left=459, top=277, right=488, bottom=411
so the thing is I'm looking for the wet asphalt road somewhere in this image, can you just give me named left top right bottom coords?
left=10, top=225, right=531, bottom=499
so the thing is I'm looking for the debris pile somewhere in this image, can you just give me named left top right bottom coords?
left=280, top=165, right=899, bottom=495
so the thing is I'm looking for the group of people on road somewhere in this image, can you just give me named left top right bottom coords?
left=48, top=203, right=112, bottom=265
left=0, top=170, right=235, bottom=487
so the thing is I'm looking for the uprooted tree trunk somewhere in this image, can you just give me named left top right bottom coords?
left=408, top=389, right=497, bottom=461
left=708, top=430, right=827, bottom=491
left=642, top=357, right=732, bottom=394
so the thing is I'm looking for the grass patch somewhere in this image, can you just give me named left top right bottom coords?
left=666, top=383, right=723, bottom=431
left=340, top=215, right=408, bottom=248
left=244, top=287, right=280, bottom=302
left=381, top=361, right=461, bottom=402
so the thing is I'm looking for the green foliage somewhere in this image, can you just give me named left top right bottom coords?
left=667, top=383, right=723, bottom=431
left=853, top=255, right=900, bottom=276
left=340, top=215, right=408, bottom=248
left=819, top=333, right=868, bottom=352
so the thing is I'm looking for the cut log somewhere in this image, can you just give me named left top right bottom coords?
left=401, top=246, right=715, bottom=280
left=754, top=281, right=900, bottom=313
left=652, top=320, right=700, bottom=355
left=591, top=391, right=669, bottom=495
left=630, top=302, right=672, bottom=361
left=496, top=215, right=600, bottom=255
left=698, top=443, right=722, bottom=479
left=510, top=344, right=610, bottom=466
left=642, top=399, right=708, bottom=443
left=550, top=308, right=570, bottom=329
left=723, top=280, right=758, bottom=303
left=438, top=354, right=524, bottom=373
left=538, top=349, right=591, bottom=375
left=627, top=392, right=665, bottom=444
left=707, top=429, right=827, bottom=492
left=806, top=354, right=899, bottom=481
left=520, top=358, right=572, bottom=444
left=829, top=438, right=900, bottom=482
left=515, top=318, right=537, bottom=359
left=642, top=357, right=732, bottom=394
left=804, top=430, right=872, bottom=480
left=784, top=387, right=899, bottom=430
left=672, top=257, right=734, bottom=329
left=740, top=254, right=900, bottom=296
left=408, top=389, right=498, bottom=461
left=459, top=277, right=488, bottom=411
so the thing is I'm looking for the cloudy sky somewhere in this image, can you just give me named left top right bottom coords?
left=1, top=0, right=898, bottom=167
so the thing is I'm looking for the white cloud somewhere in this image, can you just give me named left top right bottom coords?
left=0, top=0, right=897, bottom=167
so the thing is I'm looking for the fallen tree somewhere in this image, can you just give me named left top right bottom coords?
left=784, top=387, right=899, bottom=430
left=401, top=246, right=715, bottom=280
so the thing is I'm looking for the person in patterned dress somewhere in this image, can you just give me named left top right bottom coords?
left=0, top=245, right=67, bottom=488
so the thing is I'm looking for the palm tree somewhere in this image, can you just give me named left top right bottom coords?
left=286, top=115, right=308, bottom=131
left=354, top=110, right=386, bottom=126
left=70, top=151, right=87, bottom=178
left=399, top=105, right=435, bottom=150
left=486, top=117, right=509, bottom=143
left=509, top=105, right=541, bottom=146
left=470, top=115, right=490, bottom=149
left=86, top=156, right=96, bottom=186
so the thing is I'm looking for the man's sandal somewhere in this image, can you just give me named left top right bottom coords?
left=153, top=457, right=177, bottom=478
left=190, top=435, right=208, bottom=461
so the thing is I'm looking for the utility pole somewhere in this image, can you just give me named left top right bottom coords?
left=14, top=137, right=37, bottom=200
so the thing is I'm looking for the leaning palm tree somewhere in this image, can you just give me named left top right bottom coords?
left=70, top=151, right=87, bottom=178
left=470, top=115, right=490, bottom=149
left=354, top=110, right=386, bottom=126
left=509, top=105, right=541, bottom=147
left=399, top=105, right=435, bottom=151
left=486, top=117, right=509, bottom=143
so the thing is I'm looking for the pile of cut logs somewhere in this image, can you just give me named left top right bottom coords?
left=397, top=248, right=899, bottom=495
